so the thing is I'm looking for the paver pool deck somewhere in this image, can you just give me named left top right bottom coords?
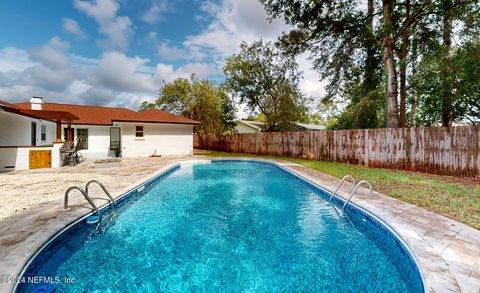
left=0, top=156, right=479, bottom=292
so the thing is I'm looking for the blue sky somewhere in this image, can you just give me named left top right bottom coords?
left=0, top=0, right=323, bottom=112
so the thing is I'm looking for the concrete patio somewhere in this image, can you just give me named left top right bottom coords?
left=0, top=156, right=479, bottom=292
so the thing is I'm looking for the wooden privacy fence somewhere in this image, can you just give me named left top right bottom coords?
left=194, top=126, right=480, bottom=177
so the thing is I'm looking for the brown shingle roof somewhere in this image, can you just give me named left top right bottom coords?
left=14, top=102, right=201, bottom=125
left=1, top=100, right=78, bottom=122
left=0, top=100, right=18, bottom=109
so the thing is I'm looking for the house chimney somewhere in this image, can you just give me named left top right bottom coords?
left=30, top=96, right=43, bottom=110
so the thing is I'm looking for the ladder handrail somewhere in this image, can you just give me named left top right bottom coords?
left=342, top=180, right=373, bottom=210
left=85, top=180, right=116, bottom=207
left=64, top=186, right=101, bottom=216
left=329, top=175, right=357, bottom=202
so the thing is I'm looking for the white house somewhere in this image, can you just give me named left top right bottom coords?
left=0, top=97, right=200, bottom=171
left=235, top=120, right=325, bottom=133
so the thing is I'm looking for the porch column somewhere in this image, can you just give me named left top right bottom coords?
left=56, top=118, right=62, bottom=143
left=67, top=122, right=72, bottom=142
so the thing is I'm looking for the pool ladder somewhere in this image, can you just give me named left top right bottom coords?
left=64, top=180, right=116, bottom=223
left=85, top=180, right=117, bottom=208
left=329, top=175, right=373, bottom=210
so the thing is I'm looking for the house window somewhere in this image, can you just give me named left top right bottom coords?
left=135, top=126, right=144, bottom=137
left=77, top=129, right=88, bottom=150
left=41, top=125, right=46, bottom=141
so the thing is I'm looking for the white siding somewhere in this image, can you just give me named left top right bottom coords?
left=120, top=122, right=193, bottom=157
left=0, top=108, right=194, bottom=168
left=61, top=123, right=193, bottom=158
left=0, top=109, right=55, bottom=146
left=0, top=144, right=61, bottom=171
left=235, top=123, right=260, bottom=133
left=0, top=109, right=56, bottom=171
left=61, top=124, right=113, bottom=159
left=0, top=148, right=18, bottom=171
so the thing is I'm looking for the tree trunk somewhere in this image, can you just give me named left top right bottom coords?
left=399, top=57, right=407, bottom=127
left=383, top=0, right=399, bottom=128
left=442, top=1, right=452, bottom=52
left=411, top=38, right=418, bottom=127
left=441, top=0, right=453, bottom=127
left=364, top=0, right=377, bottom=92
left=384, top=46, right=400, bottom=128
left=398, top=0, right=411, bottom=128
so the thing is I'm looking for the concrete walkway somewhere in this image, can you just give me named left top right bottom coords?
left=0, top=156, right=479, bottom=292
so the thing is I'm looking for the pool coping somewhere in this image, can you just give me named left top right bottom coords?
left=1, top=157, right=479, bottom=292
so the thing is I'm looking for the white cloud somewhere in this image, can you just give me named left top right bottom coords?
left=74, top=0, right=132, bottom=50
left=79, top=86, right=118, bottom=105
left=148, top=31, right=157, bottom=40
left=112, top=93, right=157, bottom=109
left=296, top=54, right=327, bottom=99
left=28, top=37, right=70, bottom=70
left=22, top=66, right=75, bottom=92
left=177, top=63, right=215, bottom=80
left=158, top=42, right=187, bottom=61
left=141, top=0, right=172, bottom=24
left=0, top=0, right=325, bottom=112
left=93, top=51, right=155, bottom=93
left=184, top=0, right=289, bottom=60
left=0, top=38, right=217, bottom=110
left=62, top=18, right=88, bottom=39
left=0, top=47, right=33, bottom=72
left=199, top=1, right=219, bottom=15
left=152, top=62, right=215, bottom=84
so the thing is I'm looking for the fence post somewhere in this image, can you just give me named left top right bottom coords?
left=364, top=128, right=369, bottom=167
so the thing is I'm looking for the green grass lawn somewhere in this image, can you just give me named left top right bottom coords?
left=196, top=150, right=480, bottom=229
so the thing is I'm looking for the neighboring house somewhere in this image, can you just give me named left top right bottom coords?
left=235, top=120, right=325, bottom=133
left=292, top=123, right=326, bottom=131
left=234, top=120, right=265, bottom=133
left=0, top=97, right=200, bottom=171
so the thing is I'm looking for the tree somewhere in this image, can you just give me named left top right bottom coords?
left=434, top=0, right=479, bottom=126
left=260, top=0, right=480, bottom=128
left=261, top=0, right=398, bottom=126
left=417, top=39, right=480, bottom=125
left=271, top=0, right=385, bottom=129
left=223, top=40, right=308, bottom=131
left=333, top=85, right=386, bottom=129
left=261, top=0, right=479, bottom=127
left=139, top=101, right=157, bottom=112
left=141, top=76, right=236, bottom=134
left=404, top=0, right=480, bottom=126
left=406, top=0, right=480, bottom=126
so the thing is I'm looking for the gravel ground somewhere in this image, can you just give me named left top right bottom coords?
left=0, top=157, right=190, bottom=220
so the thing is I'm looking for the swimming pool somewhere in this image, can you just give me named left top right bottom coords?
left=18, top=160, right=424, bottom=292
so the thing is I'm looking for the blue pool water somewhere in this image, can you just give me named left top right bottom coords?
left=19, top=160, right=423, bottom=292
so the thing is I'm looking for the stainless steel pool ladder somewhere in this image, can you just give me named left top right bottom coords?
left=329, top=175, right=357, bottom=202
left=85, top=180, right=117, bottom=208
left=342, top=180, right=373, bottom=210
left=64, top=186, right=101, bottom=216
left=64, top=180, right=115, bottom=216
